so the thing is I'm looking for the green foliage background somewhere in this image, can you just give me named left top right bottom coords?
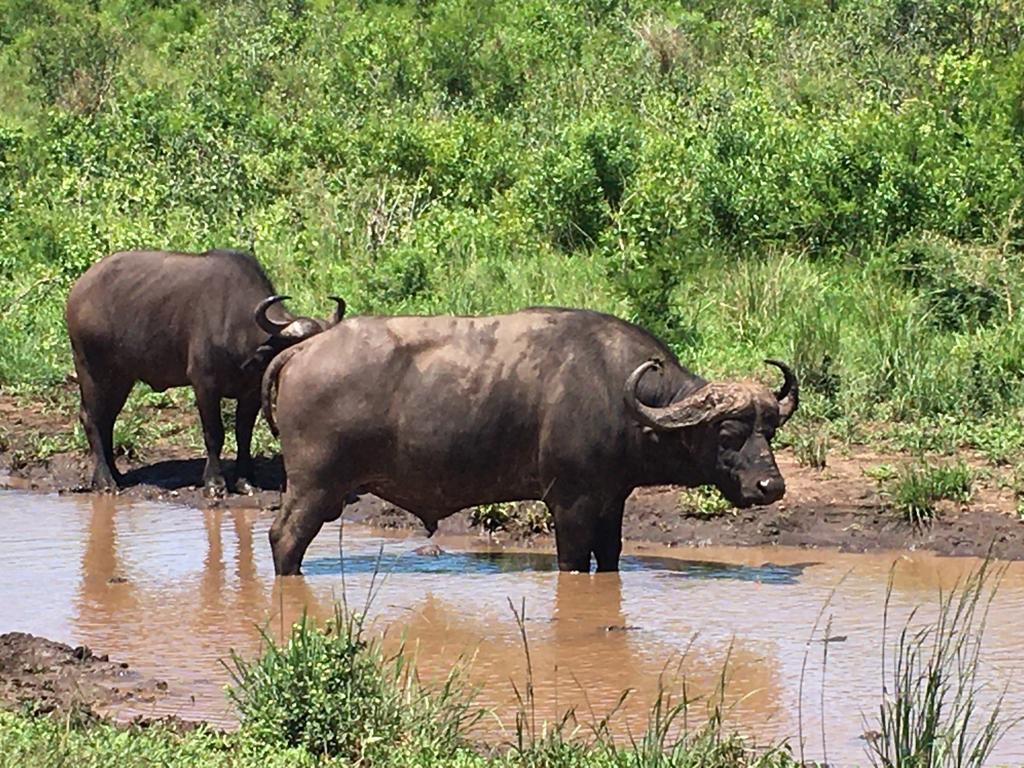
left=2, top=0, right=1023, bottom=444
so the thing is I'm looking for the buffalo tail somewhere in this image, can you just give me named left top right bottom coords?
left=261, top=346, right=301, bottom=437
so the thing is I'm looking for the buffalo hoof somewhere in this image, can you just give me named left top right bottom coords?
left=203, top=477, right=227, bottom=499
left=91, top=468, right=120, bottom=494
left=235, top=478, right=256, bottom=496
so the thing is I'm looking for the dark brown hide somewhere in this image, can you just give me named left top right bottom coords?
left=65, top=250, right=341, bottom=495
left=262, top=308, right=797, bottom=575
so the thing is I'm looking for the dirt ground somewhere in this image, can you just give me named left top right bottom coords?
left=3, top=391, right=1024, bottom=560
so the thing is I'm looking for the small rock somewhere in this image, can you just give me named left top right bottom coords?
left=413, top=543, right=444, bottom=557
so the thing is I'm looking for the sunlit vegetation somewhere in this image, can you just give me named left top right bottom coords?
left=677, top=485, right=733, bottom=519
left=0, top=0, right=1023, bottom=463
left=885, top=461, right=974, bottom=525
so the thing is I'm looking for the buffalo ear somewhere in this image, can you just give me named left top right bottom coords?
left=240, top=343, right=277, bottom=373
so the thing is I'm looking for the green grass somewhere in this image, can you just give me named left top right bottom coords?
left=0, top=708, right=796, bottom=768
left=886, top=462, right=974, bottom=526
left=677, top=486, right=733, bottom=520
left=0, top=0, right=1023, bottom=462
left=788, top=424, right=830, bottom=470
left=871, top=560, right=1017, bottom=768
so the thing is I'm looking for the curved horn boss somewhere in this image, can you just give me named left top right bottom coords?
left=255, top=295, right=292, bottom=336
left=623, top=359, right=766, bottom=430
left=256, top=295, right=337, bottom=340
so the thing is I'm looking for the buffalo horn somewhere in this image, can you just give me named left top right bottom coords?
left=623, top=359, right=666, bottom=430
left=328, top=295, right=346, bottom=326
left=255, top=295, right=291, bottom=336
left=624, top=359, right=769, bottom=430
left=764, top=358, right=799, bottom=424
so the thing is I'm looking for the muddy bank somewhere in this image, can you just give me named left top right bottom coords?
left=2, top=392, right=1023, bottom=559
left=0, top=632, right=170, bottom=721
left=357, top=465, right=1024, bottom=561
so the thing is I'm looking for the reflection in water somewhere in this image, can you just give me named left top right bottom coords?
left=80, top=495, right=138, bottom=618
left=0, top=490, right=1022, bottom=765
left=305, top=548, right=812, bottom=583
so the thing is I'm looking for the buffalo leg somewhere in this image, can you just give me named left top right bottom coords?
left=193, top=385, right=227, bottom=497
left=233, top=394, right=260, bottom=494
left=592, top=499, right=626, bottom=572
left=74, top=355, right=132, bottom=492
left=270, top=484, right=344, bottom=575
left=549, top=497, right=596, bottom=572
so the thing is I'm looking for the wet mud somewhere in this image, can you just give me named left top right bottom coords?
left=0, top=632, right=170, bottom=720
left=2, top=391, right=1024, bottom=560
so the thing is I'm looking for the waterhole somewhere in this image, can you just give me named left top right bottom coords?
left=1, top=490, right=1021, bottom=765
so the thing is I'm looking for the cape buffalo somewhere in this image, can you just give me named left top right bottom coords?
left=65, top=249, right=344, bottom=496
left=260, top=308, right=798, bottom=575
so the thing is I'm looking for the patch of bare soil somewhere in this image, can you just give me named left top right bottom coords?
left=346, top=452, right=1024, bottom=561
left=0, top=391, right=284, bottom=511
left=0, top=632, right=170, bottom=720
left=2, top=392, right=1024, bottom=559
left=618, top=452, right=1024, bottom=559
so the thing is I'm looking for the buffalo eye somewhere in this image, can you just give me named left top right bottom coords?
left=718, top=421, right=749, bottom=451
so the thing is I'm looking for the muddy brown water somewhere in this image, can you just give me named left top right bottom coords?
left=1, top=490, right=1022, bottom=765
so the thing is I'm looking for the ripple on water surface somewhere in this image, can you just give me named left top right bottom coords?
left=1, top=490, right=1022, bottom=765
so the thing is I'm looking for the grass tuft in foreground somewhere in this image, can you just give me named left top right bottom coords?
left=225, top=605, right=479, bottom=764
left=870, top=560, right=1018, bottom=768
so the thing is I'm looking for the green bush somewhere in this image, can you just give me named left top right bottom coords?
left=226, top=606, right=476, bottom=762
left=1, top=0, right=1023, bottom=460
left=678, top=486, right=733, bottom=519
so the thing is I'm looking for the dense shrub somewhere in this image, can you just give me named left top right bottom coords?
left=1, top=0, right=1023, bottom=444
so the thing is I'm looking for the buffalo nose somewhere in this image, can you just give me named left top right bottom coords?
left=756, top=477, right=785, bottom=501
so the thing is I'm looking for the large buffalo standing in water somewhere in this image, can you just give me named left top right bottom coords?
left=261, top=308, right=798, bottom=575
left=65, top=249, right=344, bottom=495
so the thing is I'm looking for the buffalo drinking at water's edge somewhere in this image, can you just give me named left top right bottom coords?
left=65, top=249, right=344, bottom=496
left=261, top=307, right=798, bottom=575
